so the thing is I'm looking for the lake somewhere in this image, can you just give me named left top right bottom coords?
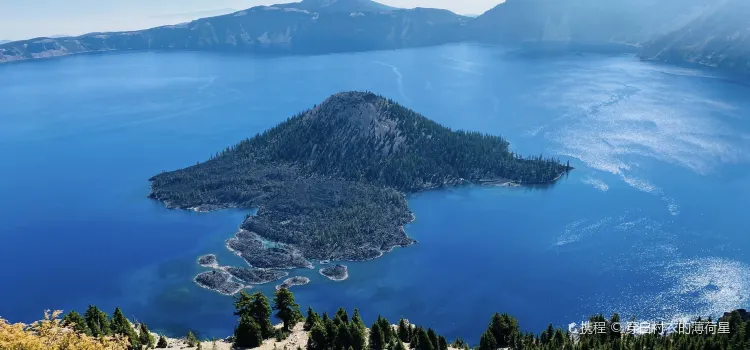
left=0, top=44, right=748, bottom=341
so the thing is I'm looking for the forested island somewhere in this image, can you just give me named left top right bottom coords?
left=150, top=91, right=571, bottom=292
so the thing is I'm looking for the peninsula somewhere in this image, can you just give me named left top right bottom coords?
left=149, top=91, right=571, bottom=293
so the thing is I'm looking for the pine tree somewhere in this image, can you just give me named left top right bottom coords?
left=62, top=310, right=91, bottom=336
left=488, top=313, right=518, bottom=348
left=335, top=308, right=349, bottom=324
left=427, top=329, right=438, bottom=350
left=308, top=321, right=328, bottom=350
left=234, top=314, right=264, bottom=348
left=274, top=288, right=303, bottom=331
left=416, top=328, right=433, bottom=350
left=352, top=309, right=366, bottom=332
left=397, top=318, right=410, bottom=343
left=110, top=307, right=139, bottom=350
left=478, top=330, right=496, bottom=350
left=438, top=336, right=447, bottom=350
left=187, top=330, right=199, bottom=347
left=349, top=321, right=367, bottom=350
left=139, top=323, right=155, bottom=349
left=325, top=317, right=338, bottom=348
left=370, top=322, right=386, bottom=350
left=84, top=305, right=110, bottom=337
left=235, top=291, right=274, bottom=339
left=378, top=316, right=392, bottom=346
left=334, top=322, right=352, bottom=350
left=304, top=307, right=321, bottom=331
left=157, top=335, right=169, bottom=348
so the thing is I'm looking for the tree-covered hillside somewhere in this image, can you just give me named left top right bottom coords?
left=149, top=91, right=570, bottom=271
left=4, top=288, right=749, bottom=350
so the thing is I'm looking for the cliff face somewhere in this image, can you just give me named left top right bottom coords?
left=639, top=0, right=750, bottom=75
left=0, top=2, right=467, bottom=63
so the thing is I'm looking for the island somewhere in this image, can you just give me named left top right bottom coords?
left=225, top=266, right=289, bottom=285
left=149, top=91, right=571, bottom=288
left=197, top=254, right=218, bottom=268
left=276, top=276, right=311, bottom=290
left=194, top=270, right=245, bottom=296
left=319, top=264, right=349, bottom=281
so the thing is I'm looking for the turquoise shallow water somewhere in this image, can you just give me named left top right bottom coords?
left=0, top=44, right=749, bottom=341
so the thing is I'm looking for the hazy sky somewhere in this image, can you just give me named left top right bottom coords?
left=0, top=0, right=503, bottom=40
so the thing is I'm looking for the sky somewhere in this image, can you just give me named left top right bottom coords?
left=0, top=0, right=503, bottom=41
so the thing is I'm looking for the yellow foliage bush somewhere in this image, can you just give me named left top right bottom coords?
left=0, top=310, right=130, bottom=350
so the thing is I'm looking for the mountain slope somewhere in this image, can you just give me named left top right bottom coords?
left=275, top=0, right=396, bottom=13
left=0, top=2, right=467, bottom=63
left=469, top=0, right=714, bottom=46
left=148, top=91, right=570, bottom=272
left=639, top=0, right=750, bottom=75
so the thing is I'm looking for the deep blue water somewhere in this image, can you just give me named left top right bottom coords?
left=1, top=44, right=749, bottom=341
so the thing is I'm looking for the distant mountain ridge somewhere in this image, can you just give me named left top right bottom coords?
left=275, top=0, right=396, bottom=12
left=1, top=0, right=749, bottom=76
left=0, top=0, right=467, bottom=63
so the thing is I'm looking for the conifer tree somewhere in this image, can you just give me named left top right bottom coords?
left=478, top=330, right=496, bottom=350
left=62, top=310, right=91, bottom=336
left=438, top=336, right=447, bottom=350
left=235, top=291, right=274, bottom=339
left=335, top=322, right=352, bottom=349
left=274, top=288, right=303, bottom=332
left=349, top=321, right=367, bottom=350
left=426, top=328, right=438, bottom=350
left=139, top=323, right=155, bottom=349
left=335, top=308, right=349, bottom=325
left=324, top=316, right=338, bottom=347
left=416, top=328, right=433, bottom=350
left=378, top=316, right=392, bottom=346
left=308, top=321, right=328, bottom=350
left=157, top=335, right=169, bottom=348
left=352, top=309, right=366, bottom=332
left=234, top=314, right=263, bottom=348
left=488, top=313, right=518, bottom=348
left=84, top=305, right=110, bottom=337
left=370, top=322, right=386, bottom=350
left=397, top=318, right=410, bottom=343
left=304, top=306, right=321, bottom=331
left=187, top=330, right=199, bottom=347
left=409, top=326, right=420, bottom=347
left=110, top=307, right=139, bottom=350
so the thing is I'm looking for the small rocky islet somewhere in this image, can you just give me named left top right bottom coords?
left=319, top=264, right=349, bottom=281
left=194, top=270, right=244, bottom=296
left=150, top=92, right=571, bottom=294
left=276, top=276, right=311, bottom=290
left=197, top=254, right=218, bottom=268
